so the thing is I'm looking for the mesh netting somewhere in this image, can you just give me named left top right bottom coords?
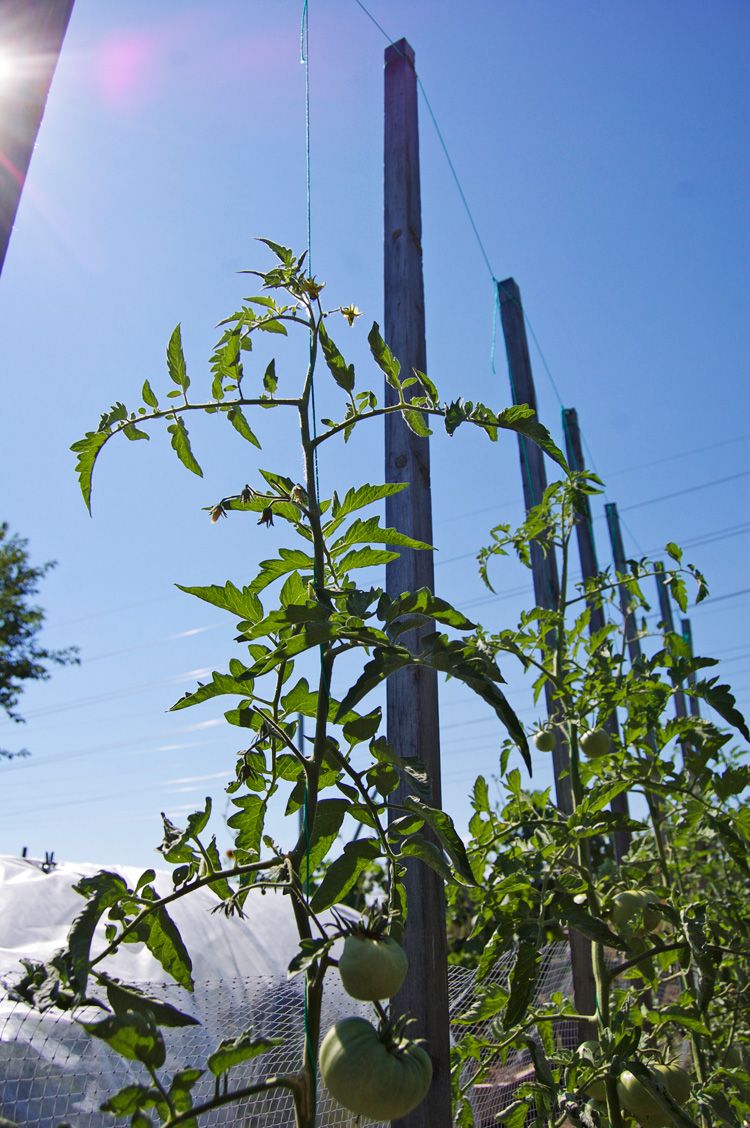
left=1, top=942, right=574, bottom=1127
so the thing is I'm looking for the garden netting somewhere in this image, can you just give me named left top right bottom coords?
left=0, top=857, right=576, bottom=1126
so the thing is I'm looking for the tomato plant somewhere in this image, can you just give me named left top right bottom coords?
left=449, top=474, right=750, bottom=1128
left=9, top=243, right=569, bottom=1127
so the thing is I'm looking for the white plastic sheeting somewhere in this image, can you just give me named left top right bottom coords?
left=0, top=854, right=366, bottom=1126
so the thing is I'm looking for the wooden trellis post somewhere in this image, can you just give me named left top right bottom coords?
left=0, top=0, right=75, bottom=276
left=498, top=279, right=596, bottom=1023
left=604, top=502, right=643, bottom=665
left=383, top=38, right=451, bottom=1127
left=681, top=618, right=701, bottom=717
left=562, top=407, right=630, bottom=862
left=654, top=562, right=689, bottom=722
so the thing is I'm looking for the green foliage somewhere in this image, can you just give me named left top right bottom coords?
left=449, top=474, right=750, bottom=1128
left=0, top=523, right=78, bottom=759
left=8, top=243, right=572, bottom=1128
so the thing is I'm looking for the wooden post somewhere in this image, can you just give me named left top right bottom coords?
left=654, top=563, right=689, bottom=721
left=604, top=502, right=643, bottom=666
left=498, top=279, right=596, bottom=1025
left=384, top=38, right=451, bottom=1127
left=0, top=0, right=75, bottom=276
left=681, top=618, right=700, bottom=717
left=562, top=408, right=630, bottom=862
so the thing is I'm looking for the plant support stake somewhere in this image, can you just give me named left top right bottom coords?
left=562, top=407, right=630, bottom=862
left=498, top=279, right=596, bottom=1025
left=384, top=37, right=451, bottom=1127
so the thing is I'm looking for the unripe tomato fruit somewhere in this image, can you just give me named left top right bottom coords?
left=319, top=1017, right=432, bottom=1120
left=641, top=890, right=665, bottom=934
left=576, top=1041, right=606, bottom=1101
left=657, top=1063, right=691, bottom=1104
left=580, top=728, right=611, bottom=758
left=338, top=934, right=408, bottom=1001
left=617, top=1064, right=691, bottom=1127
left=610, top=889, right=649, bottom=930
left=533, top=729, right=556, bottom=752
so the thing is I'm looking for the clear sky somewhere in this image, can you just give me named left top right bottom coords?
left=0, top=0, right=748, bottom=869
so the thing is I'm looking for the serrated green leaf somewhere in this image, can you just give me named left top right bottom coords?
left=207, top=1029, right=283, bottom=1077
left=101, top=1084, right=158, bottom=1116
left=167, top=417, right=202, bottom=477
left=331, top=515, right=432, bottom=556
left=402, top=798, right=477, bottom=885
left=690, top=677, right=749, bottom=740
left=69, top=871, right=130, bottom=993
left=343, top=707, right=382, bottom=746
left=71, top=430, right=110, bottom=513
left=141, top=381, right=158, bottom=409
left=227, top=406, right=261, bottom=448
left=367, top=322, right=401, bottom=388
left=399, top=836, right=456, bottom=884
left=300, top=799, right=349, bottom=886
left=83, top=1011, right=166, bottom=1068
left=227, top=794, right=266, bottom=859
left=504, top=930, right=540, bottom=1030
left=143, top=905, right=193, bottom=990
left=263, top=358, right=278, bottom=394
left=101, top=976, right=199, bottom=1028
left=319, top=321, right=355, bottom=393
left=166, top=325, right=189, bottom=390
left=177, top=581, right=262, bottom=622
left=310, top=838, right=380, bottom=912
left=258, top=237, right=294, bottom=264
left=402, top=407, right=432, bottom=436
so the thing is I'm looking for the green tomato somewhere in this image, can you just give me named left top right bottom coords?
left=533, top=729, right=556, bottom=752
left=580, top=728, right=611, bottom=758
left=576, top=1041, right=606, bottom=1102
left=319, top=1017, right=432, bottom=1120
left=338, top=934, right=408, bottom=1001
left=617, top=1065, right=690, bottom=1127
left=641, top=890, right=665, bottom=934
left=610, top=889, right=649, bottom=931
left=657, top=1063, right=691, bottom=1104
left=617, top=1069, right=669, bottom=1126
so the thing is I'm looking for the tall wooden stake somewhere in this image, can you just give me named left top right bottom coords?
left=681, top=618, right=700, bottom=717
left=498, top=279, right=595, bottom=1024
left=654, top=562, right=689, bottom=721
left=562, top=408, right=630, bottom=862
left=0, top=0, right=75, bottom=276
left=384, top=38, right=451, bottom=1127
left=605, top=502, right=643, bottom=666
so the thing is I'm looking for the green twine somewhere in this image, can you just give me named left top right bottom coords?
left=300, top=0, right=318, bottom=1116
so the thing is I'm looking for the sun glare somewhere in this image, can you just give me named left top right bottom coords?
left=0, top=47, right=20, bottom=95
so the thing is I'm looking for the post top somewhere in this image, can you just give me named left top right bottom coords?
left=385, top=38, right=415, bottom=66
left=497, top=276, right=520, bottom=302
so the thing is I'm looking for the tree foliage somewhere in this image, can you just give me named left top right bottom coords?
left=0, top=522, right=78, bottom=760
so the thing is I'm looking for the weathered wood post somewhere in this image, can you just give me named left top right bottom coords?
left=384, top=38, right=451, bottom=1127
left=654, top=562, right=689, bottom=722
left=604, top=502, right=642, bottom=666
left=498, top=280, right=596, bottom=1024
left=680, top=618, right=700, bottom=717
left=562, top=407, right=630, bottom=862
left=0, top=0, right=75, bottom=276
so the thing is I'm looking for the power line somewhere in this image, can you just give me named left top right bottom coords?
left=618, top=471, right=750, bottom=514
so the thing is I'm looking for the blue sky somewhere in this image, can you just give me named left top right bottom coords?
left=0, top=0, right=748, bottom=869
